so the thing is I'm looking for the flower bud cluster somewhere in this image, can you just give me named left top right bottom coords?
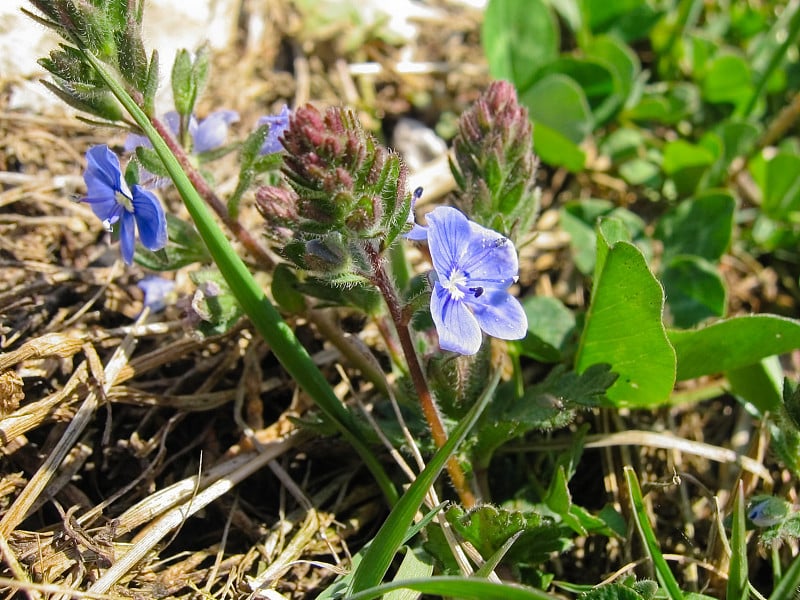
left=450, top=80, right=540, bottom=242
left=256, top=104, right=412, bottom=277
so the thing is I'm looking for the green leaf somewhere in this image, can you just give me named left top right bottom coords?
left=474, top=364, right=616, bottom=465
left=582, top=0, right=644, bottom=33
left=654, top=190, right=735, bottom=263
left=619, top=158, right=661, bottom=187
left=40, top=79, right=123, bottom=123
left=535, top=57, right=620, bottom=124
left=702, top=54, right=752, bottom=108
left=446, top=505, right=572, bottom=565
left=189, top=269, right=245, bottom=337
left=170, top=48, right=193, bottom=117
left=582, top=35, right=641, bottom=112
left=482, top=0, right=559, bottom=91
left=545, top=467, right=585, bottom=535
left=519, top=296, right=576, bottom=362
left=385, top=547, right=433, bottom=600
left=529, top=122, right=586, bottom=171
left=576, top=221, right=676, bottom=407
left=625, top=83, right=700, bottom=124
left=142, top=49, right=159, bottom=116
left=669, top=315, right=800, bottom=381
left=520, top=74, right=593, bottom=144
left=661, top=256, right=726, bottom=328
left=714, top=121, right=760, bottom=173
left=560, top=200, right=646, bottom=275
left=228, top=124, right=270, bottom=218
left=135, top=146, right=170, bottom=178
left=134, top=214, right=212, bottom=271
left=727, top=357, right=783, bottom=419
left=578, top=583, right=647, bottom=599
left=769, top=555, right=800, bottom=600
left=756, top=151, right=800, bottom=220
left=270, top=263, right=307, bottom=314
left=600, top=128, right=644, bottom=163
left=662, top=140, right=716, bottom=196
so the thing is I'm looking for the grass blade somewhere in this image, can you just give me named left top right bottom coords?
left=769, top=547, right=800, bottom=599
left=623, top=466, right=684, bottom=600
left=348, top=576, right=558, bottom=600
left=349, top=369, right=501, bottom=593
left=727, top=481, right=749, bottom=600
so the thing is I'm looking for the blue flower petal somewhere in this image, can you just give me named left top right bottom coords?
left=431, top=282, right=483, bottom=354
left=461, top=221, right=519, bottom=289
left=123, top=132, right=152, bottom=152
left=131, top=185, right=168, bottom=251
left=469, top=290, right=528, bottom=341
left=425, top=206, right=472, bottom=278
left=119, top=211, right=136, bottom=265
left=83, top=196, right=123, bottom=226
left=404, top=187, right=429, bottom=240
left=258, top=105, right=291, bottom=155
left=193, top=110, right=239, bottom=153
left=138, top=275, right=175, bottom=312
left=84, top=145, right=124, bottom=199
left=163, top=111, right=182, bottom=137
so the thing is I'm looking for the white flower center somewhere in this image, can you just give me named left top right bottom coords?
left=116, top=189, right=134, bottom=213
left=442, top=268, right=467, bottom=301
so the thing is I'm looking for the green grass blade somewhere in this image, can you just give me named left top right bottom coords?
left=623, top=466, right=684, bottom=600
left=79, top=49, right=398, bottom=505
left=769, top=548, right=800, bottom=600
left=347, top=576, right=559, bottom=600
left=727, top=482, right=749, bottom=600
left=315, top=503, right=447, bottom=600
left=349, top=369, right=501, bottom=594
left=385, top=547, right=434, bottom=600
left=738, top=0, right=800, bottom=118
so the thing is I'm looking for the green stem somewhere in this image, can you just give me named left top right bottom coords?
left=148, top=116, right=275, bottom=269
left=82, top=49, right=398, bottom=505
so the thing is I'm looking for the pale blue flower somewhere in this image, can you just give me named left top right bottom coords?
left=124, top=110, right=239, bottom=187
left=405, top=186, right=428, bottom=241
left=138, top=275, right=175, bottom=313
left=747, top=496, right=789, bottom=527
left=257, top=105, right=291, bottom=154
left=425, top=206, right=527, bottom=355
left=82, top=145, right=167, bottom=265
left=125, top=110, right=240, bottom=154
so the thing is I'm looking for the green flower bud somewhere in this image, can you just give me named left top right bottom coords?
left=450, top=81, right=540, bottom=242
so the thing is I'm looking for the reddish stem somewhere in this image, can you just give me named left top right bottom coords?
left=366, top=243, right=476, bottom=507
left=149, top=116, right=275, bottom=269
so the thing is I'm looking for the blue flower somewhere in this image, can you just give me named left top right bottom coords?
left=138, top=275, right=176, bottom=313
left=125, top=110, right=240, bottom=155
left=124, top=110, right=239, bottom=187
left=405, top=187, right=429, bottom=241
left=425, top=206, right=527, bottom=355
left=82, top=145, right=168, bottom=265
left=257, top=105, right=291, bottom=154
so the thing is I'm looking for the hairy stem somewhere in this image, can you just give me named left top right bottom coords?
left=366, top=243, right=476, bottom=507
left=149, top=116, right=275, bottom=269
